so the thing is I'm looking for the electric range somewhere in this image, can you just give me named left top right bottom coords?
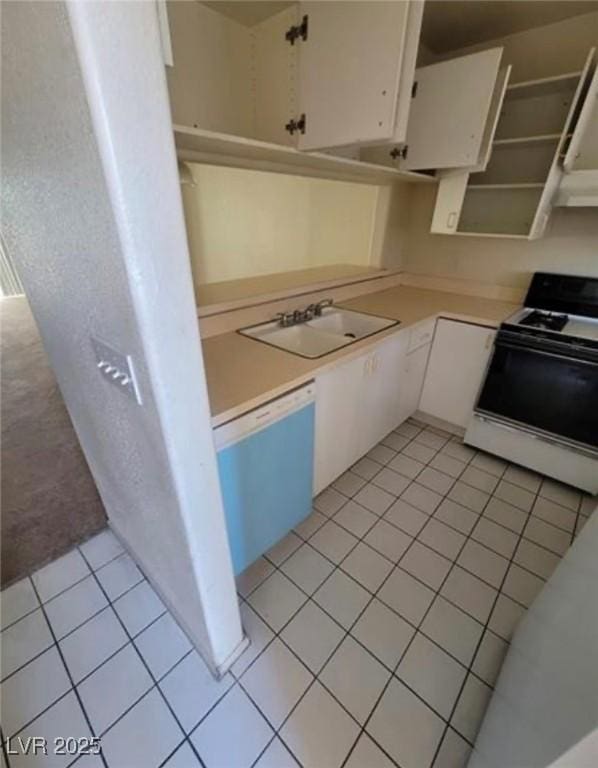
left=465, top=272, right=598, bottom=494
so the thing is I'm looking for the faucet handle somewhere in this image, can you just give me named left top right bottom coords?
left=315, top=298, right=333, bottom=316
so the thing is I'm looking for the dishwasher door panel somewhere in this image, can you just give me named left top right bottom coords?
left=217, top=401, right=315, bottom=575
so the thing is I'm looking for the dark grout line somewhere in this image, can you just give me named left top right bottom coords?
left=76, top=547, right=208, bottom=768
left=230, top=425, right=444, bottom=767
left=427, top=458, right=547, bottom=767
left=27, top=579, right=110, bottom=768
left=339, top=476, right=495, bottom=767
left=3, top=420, right=586, bottom=768
left=234, top=428, right=491, bottom=768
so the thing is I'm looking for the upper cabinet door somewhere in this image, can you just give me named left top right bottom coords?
left=296, top=1, right=416, bottom=151
left=563, top=55, right=598, bottom=172
left=400, top=48, right=504, bottom=170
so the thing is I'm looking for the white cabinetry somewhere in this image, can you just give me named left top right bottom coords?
left=361, top=48, right=508, bottom=173
left=557, top=55, right=598, bottom=206
left=313, top=354, right=364, bottom=494
left=432, top=48, right=597, bottom=236
left=358, top=334, right=408, bottom=456
left=314, top=332, right=407, bottom=494
left=314, top=327, right=433, bottom=494
left=399, top=343, right=431, bottom=424
left=399, top=48, right=505, bottom=170
left=419, top=320, right=495, bottom=428
left=296, top=1, right=421, bottom=151
left=166, top=0, right=432, bottom=185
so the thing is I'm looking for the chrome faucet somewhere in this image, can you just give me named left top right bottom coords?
left=315, top=298, right=333, bottom=316
left=273, top=311, right=295, bottom=328
left=273, top=299, right=333, bottom=327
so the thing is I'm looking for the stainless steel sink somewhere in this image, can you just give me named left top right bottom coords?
left=239, top=307, right=399, bottom=359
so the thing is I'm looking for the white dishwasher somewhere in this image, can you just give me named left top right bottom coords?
left=214, top=383, right=315, bottom=575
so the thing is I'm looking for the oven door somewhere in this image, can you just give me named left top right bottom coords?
left=476, top=332, right=598, bottom=451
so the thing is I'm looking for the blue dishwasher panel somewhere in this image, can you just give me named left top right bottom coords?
left=216, top=390, right=315, bottom=575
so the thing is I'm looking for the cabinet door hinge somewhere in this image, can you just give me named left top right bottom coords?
left=285, top=15, right=308, bottom=45
left=390, top=145, right=408, bottom=161
left=411, top=80, right=418, bottom=98
left=285, top=114, right=306, bottom=136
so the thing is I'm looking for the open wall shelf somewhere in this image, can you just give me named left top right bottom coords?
left=435, top=50, right=596, bottom=239
left=458, top=186, right=544, bottom=236
left=495, top=72, right=581, bottom=141
left=173, top=124, right=435, bottom=186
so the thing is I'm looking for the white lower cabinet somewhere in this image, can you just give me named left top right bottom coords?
left=358, top=333, right=408, bottom=457
left=314, top=331, right=415, bottom=494
left=398, top=342, right=432, bottom=425
left=419, top=319, right=495, bottom=428
left=314, top=353, right=365, bottom=495
left=315, top=318, right=494, bottom=494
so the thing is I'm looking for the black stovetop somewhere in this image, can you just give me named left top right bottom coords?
left=519, top=310, right=569, bottom=332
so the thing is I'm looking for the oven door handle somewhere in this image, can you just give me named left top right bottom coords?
left=495, top=339, right=598, bottom=367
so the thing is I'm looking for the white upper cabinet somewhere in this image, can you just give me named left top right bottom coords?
left=296, top=1, right=421, bottom=151
left=166, top=0, right=434, bottom=185
left=563, top=58, right=598, bottom=173
left=400, top=48, right=505, bottom=170
left=557, top=53, right=598, bottom=207
left=431, top=47, right=598, bottom=236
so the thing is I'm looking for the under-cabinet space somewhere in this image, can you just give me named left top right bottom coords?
left=179, top=162, right=382, bottom=300
left=494, top=73, right=581, bottom=140
left=458, top=187, right=544, bottom=236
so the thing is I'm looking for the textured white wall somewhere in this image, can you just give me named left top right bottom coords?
left=2, top=0, right=243, bottom=672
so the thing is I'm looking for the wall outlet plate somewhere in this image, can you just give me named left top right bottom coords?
left=91, top=336, right=142, bottom=405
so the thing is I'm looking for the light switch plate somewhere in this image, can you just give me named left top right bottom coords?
left=91, top=336, right=142, bottom=405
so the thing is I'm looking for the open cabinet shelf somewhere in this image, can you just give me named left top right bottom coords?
left=468, top=183, right=544, bottom=190
left=458, top=186, right=544, bottom=236
left=432, top=48, right=596, bottom=239
left=493, top=133, right=563, bottom=146
left=505, top=71, right=583, bottom=93
left=495, top=71, right=582, bottom=141
left=173, top=124, right=435, bottom=185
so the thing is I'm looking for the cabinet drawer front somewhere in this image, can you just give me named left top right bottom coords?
left=408, top=320, right=436, bottom=352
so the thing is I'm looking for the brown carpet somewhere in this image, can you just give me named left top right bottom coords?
left=1, top=296, right=106, bottom=586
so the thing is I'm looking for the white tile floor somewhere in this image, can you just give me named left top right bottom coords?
left=1, top=418, right=593, bottom=768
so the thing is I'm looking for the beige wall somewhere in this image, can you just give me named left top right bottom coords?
left=403, top=11, right=598, bottom=291
left=432, top=10, right=598, bottom=82
left=181, top=163, right=380, bottom=286
left=404, top=185, right=598, bottom=290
